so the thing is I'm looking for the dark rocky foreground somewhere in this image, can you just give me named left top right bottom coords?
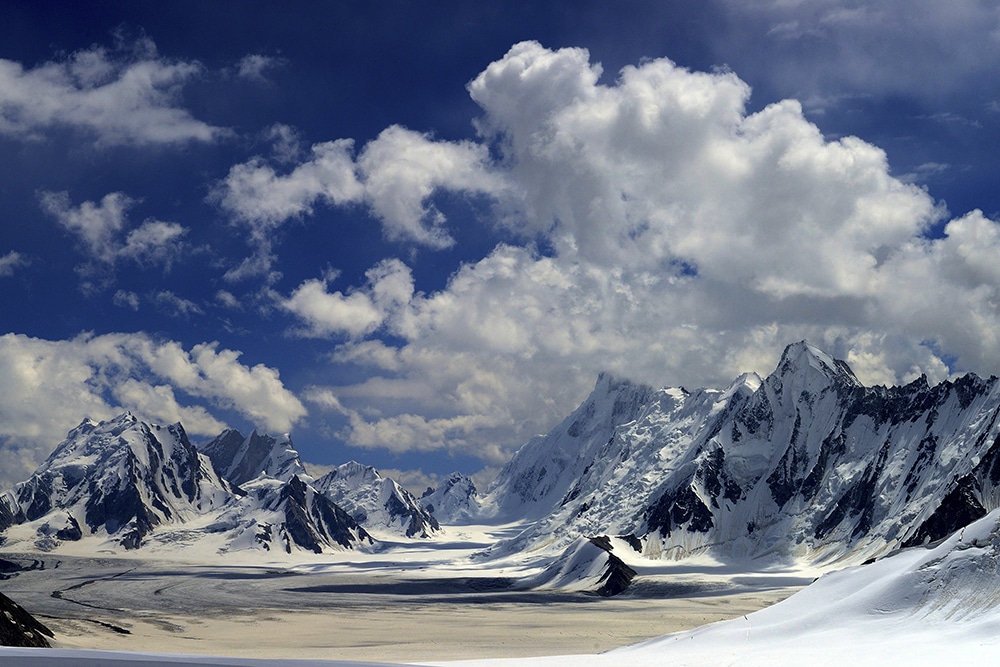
left=0, top=574, right=52, bottom=647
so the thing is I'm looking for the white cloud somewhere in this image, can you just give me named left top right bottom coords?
left=282, top=280, right=384, bottom=338
left=357, top=125, right=508, bottom=248
left=265, top=123, right=303, bottom=164
left=280, top=258, right=414, bottom=339
left=113, top=379, right=227, bottom=436
left=153, top=290, right=204, bottom=318
left=284, top=42, right=1000, bottom=466
left=39, top=190, right=131, bottom=264
left=236, top=54, right=281, bottom=83
left=0, top=332, right=307, bottom=487
left=0, top=251, right=28, bottom=277
left=40, top=190, right=190, bottom=290
left=121, top=220, right=188, bottom=267
left=113, top=289, right=140, bottom=310
left=213, top=125, right=507, bottom=255
left=215, top=290, right=242, bottom=309
left=0, top=36, right=223, bottom=146
left=213, top=139, right=363, bottom=239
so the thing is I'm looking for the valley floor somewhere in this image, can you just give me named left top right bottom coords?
left=0, top=524, right=808, bottom=663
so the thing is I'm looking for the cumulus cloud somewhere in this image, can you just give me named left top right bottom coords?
left=0, top=332, right=307, bottom=487
left=356, top=125, right=508, bottom=248
left=280, top=258, right=413, bottom=338
left=0, top=36, right=223, bottom=146
left=212, top=125, right=507, bottom=257
left=285, top=42, right=1000, bottom=466
left=40, top=190, right=189, bottom=290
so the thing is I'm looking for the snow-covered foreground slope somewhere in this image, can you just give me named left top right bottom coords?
left=435, top=508, right=1000, bottom=666
left=4, top=507, right=1000, bottom=666
left=7, top=506, right=1000, bottom=665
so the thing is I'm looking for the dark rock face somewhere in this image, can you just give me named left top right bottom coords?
left=645, top=480, right=714, bottom=535
left=200, top=429, right=305, bottom=486
left=384, top=490, right=440, bottom=538
left=902, top=476, right=986, bottom=547
left=0, top=498, right=22, bottom=534
left=0, top=591, right=52, bottom=647
left=588, top=536, right=637, bottom=597
left=54, top=515, right=82, bottom=541
left=276, top=476, right=373, bottom=553
left=635, top=343, right=1000, bottom=560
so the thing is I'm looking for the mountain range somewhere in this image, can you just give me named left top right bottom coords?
left=3, top=341, right=1000, bottom=580
left=481, top=341, right=1000, bottom=566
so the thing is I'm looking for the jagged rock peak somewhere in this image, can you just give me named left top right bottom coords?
left=773, top=340, right=862, bottom=388
left=8, top=412, right=231, bottom=550
left=199, top=428, right=305, bottom=486
left=314, top=462, right=440, bottom=538
left=421, top=472, right=480, bottom=524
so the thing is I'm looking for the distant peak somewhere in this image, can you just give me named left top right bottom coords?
left=593, top=370, right=655, bottom=395
left=726, top=372, right=762, bottom=396
left=774, top=341, right=861, bottom=388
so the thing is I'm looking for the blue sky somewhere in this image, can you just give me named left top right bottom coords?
left=2, top=0, right=1000, bottom=490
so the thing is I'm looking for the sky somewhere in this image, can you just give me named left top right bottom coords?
left=2, top=0, right=1000, bottom=491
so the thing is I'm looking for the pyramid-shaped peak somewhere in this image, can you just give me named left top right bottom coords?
left=322, top=461, right=382, bottom=485
left=725, top=371, right=763, bottom=396
left=199, top=428, right=305, bottom=486
left=773, top=341, right=862, bottom=388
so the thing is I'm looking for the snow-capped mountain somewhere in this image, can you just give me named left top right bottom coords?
left=480, top=372, right=657, bottom=522
left=1, top=413, right=231, bottom=550
left=420, top=472, right=481, bottom=524
left=206, top=474, right=373, bottom=554
left=199, top=429, right=305, bottom=486
left=314, top=462, right=440, bottom=539
left=0, top=414, right=373, bottom=555
left=488, top=341, right=1000, bottom=565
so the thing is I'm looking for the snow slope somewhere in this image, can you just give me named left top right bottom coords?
left=437, top=507, right=1000, bottom=666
